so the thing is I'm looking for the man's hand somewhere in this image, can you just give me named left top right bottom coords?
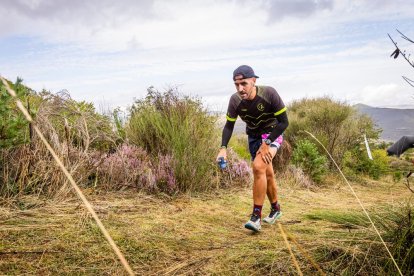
left=216, top=148, right=227, bottom=162
left=257, top=143, right=272, bottom=164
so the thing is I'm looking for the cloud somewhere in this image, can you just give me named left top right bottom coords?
left=1, top=0, right=412, bottom=52
left=0, top=0, right=157, bottom=48
left=265, top=0, right=334, bottom=22
left=1, top=0, right=156, bottom=22
left=359, top=83, right=412, bottom=107
left=1, top=1, right=414, bottom=110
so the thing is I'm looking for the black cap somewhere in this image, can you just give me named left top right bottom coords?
left=233, top=65, right=259, bottom=80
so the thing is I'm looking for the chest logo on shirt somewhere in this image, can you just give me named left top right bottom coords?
left=257, top=103, right=265, bottom=111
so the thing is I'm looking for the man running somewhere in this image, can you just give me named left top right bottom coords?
left=217, top=65, right=289, bottom=232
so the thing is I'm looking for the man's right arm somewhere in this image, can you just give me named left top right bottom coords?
left=221, top=120, right=235, bottom=148
left=217, top=94, right=239, bottom=161
left=217, top=120, right=235, bottom=162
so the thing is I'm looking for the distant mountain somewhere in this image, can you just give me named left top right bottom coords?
left=354, top=104, right=414, bottom=141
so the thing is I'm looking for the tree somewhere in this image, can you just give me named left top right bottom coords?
left=388, top=29, right=414, bottom=89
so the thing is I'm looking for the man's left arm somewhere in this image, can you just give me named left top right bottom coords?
left=258, top=111, right=288, bottom=164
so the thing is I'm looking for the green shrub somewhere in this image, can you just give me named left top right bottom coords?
left=285, top=97, right=380, bottom=168
left=292, top=139, right=327, bottom=183
left=126, top=87, right=220, bottom=193
left=343, top=148, right=389, bottom=180
left=370, top=150, right=390, bottom=179
left=393, top=170, right=403, bottom=182
left=0, top=77, right=30, bottom=148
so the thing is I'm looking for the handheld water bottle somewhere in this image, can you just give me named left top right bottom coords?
left=217, top=157, right=227, bottom=170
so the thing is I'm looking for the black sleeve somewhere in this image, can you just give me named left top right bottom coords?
left=268, top=111, right=289, bottom=142
left=221, top=120, right=235, bottom=148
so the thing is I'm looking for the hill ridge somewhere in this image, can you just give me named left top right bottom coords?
left=354, top=104, right=414, bottom=141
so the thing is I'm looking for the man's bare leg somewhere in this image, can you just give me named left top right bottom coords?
left=245, top=148, right=278, bottom=231
left=266, top=163, right=277, bottom=203
left=266, top=148, right=278, bottom=203
left=252, top=153, right=269, bottom=206
left=244, top=153, right=269, bottom=232
left=262, top=147, right=282, bottom=224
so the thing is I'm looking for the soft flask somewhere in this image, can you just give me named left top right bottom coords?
left=217, top=157, right=227, bottom=169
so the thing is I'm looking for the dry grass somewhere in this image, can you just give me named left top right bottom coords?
left=0, top=178, right=411, bottom=275
left=1, top=91, right=116, bottom=199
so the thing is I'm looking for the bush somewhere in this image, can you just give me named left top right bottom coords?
left=126, top=87, right=225, bottom=193
left=370, top=150, right=390, bottom=179
left=343, top=148, right=389, bottom=180
left=95, top=144, right=178, bottom=194
left=292, top=139, right=328, bottom=183
left=0, top=88, right=120, bottom=198
left=285, top=97, right=380, bottom=168
left=34, top=90, right=118, bottom=152
left=0, top=77, right=30, bottom=148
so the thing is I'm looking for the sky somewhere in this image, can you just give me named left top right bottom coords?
left=1, top=0, right=414, bottom=112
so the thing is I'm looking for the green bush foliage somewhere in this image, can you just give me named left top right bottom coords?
left=285, top=97, right=381, bottom=168
left=126, top=87, right=220, bottom=192
left=0, top=78, right=30, bottom=148
left=343, top=148, right=389, bottom=179
left=292, top=139, right=328, bottom=183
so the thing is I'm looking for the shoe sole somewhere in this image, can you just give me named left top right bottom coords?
left=263, top=212, right=282, bottom=225
left=244, top=223, right=261, bottom=232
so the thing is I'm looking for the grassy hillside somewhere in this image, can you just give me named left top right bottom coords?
left=2, top=80, right=413, bottom=274
left=1, top=177, right=411, bottom=275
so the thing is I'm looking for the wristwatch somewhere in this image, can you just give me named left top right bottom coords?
left=264, top=138, right=272, bottom=145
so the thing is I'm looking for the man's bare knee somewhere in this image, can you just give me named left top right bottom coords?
left=252, top=157, right=267, bottom=175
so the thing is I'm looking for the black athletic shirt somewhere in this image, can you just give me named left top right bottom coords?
left=221, top=85, right=288, bottom=147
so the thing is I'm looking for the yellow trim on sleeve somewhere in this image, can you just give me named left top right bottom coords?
left=274, top=107, right=287, bottom=116
left=226, top=115, right=237, bottom=122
